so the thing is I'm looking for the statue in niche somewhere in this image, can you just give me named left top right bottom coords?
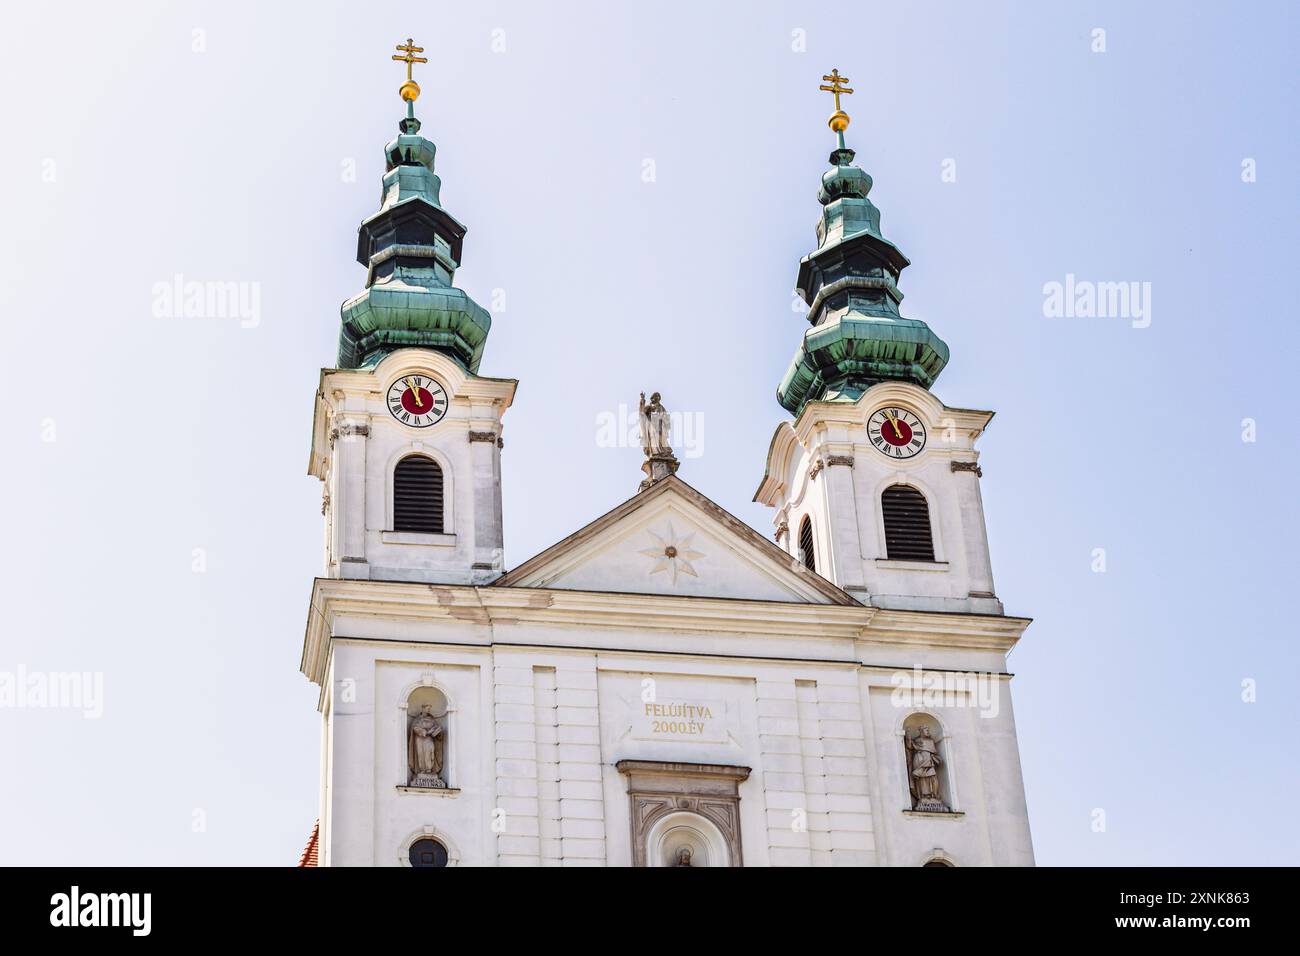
left=905, top=723, right=949, bottom=812
left=407, top=703, right=447, bottom=789
left=673, top=846, right=694, bottom=867
left=639, top=391, right=672, bottom=458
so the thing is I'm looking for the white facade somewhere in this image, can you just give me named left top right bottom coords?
left=300, top=355, right=1036, bottom=866
left=309, top=350, right=515, bottom=586
left=755, top=381, right=1002, bottom=615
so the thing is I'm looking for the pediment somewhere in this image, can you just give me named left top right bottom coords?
left=495, top=477, right=856, bottom=606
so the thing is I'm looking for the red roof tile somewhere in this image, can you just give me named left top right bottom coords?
left=297, top=820, right=320, bottom=867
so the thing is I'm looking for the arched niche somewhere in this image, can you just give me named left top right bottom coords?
left=902, top=712, right=953, bottom=813
left=406, top=685, right=450, bottom=789
left=646, top=811, right=731, bottom=868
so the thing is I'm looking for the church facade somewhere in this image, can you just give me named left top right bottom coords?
left=298, top=50, right=1035, bottom=867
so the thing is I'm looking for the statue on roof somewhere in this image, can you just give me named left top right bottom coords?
left=638, top=391, right=680, bottom=491
left=639, top=391, right=673, bottom=458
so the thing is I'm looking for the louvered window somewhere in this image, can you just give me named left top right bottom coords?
left=798, top=516, right=816, bottom=572
left=393, top=455, right=444, bottom=533
left=882, top=485, right=935, bottom=561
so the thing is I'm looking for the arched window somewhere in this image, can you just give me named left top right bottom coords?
left=408, top=838, right=448, bottom=868
left=393, top=455, right=444, bottom=533
left=798, top=516, right=816, bottom=572
left=923, top=859, right=954, bottom=867
left=882, top=485, right=934, bottom=561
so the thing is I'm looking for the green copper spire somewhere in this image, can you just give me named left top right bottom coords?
left=776, top=70, right=949, bottom=416
left=337, top=40, right=491, bottom=371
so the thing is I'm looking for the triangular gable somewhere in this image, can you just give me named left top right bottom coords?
left=495, top=476, right=858, bottom=606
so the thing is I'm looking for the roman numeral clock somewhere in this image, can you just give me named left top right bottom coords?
left=868, top=405, right=927, bottom=459
left=387, top=374, right=448, bottom=428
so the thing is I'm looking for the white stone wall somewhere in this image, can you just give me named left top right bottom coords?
left=315, top=621, right=1031, bottom=867
left=863, top=671, right=1034, bottom=866
left=760, top=382, right=1002, bottom=615
left=754, top=675, right=877, bottom=866
left=490, top=654, right=608, bottom=866
left=312, top=349, right=514, bottom=586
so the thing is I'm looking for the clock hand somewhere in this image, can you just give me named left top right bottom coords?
left=407, top=378, right=423, bottom=406
left=884, top=409, right=903, bottom=440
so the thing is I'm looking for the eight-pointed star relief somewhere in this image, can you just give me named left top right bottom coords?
left=637, top=523, right=705, bottom=584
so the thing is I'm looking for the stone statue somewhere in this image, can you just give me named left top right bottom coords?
left=637, top=391, right=680, bottom=491
left=639, top=391, right=672, bottom=458
left=673, top=846, right=694, bottom=867
left=905, top=724, right=949, bottom=812
left=407, top=703, right=446, bottom=789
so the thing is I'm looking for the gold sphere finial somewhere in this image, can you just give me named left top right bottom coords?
left=392, top=37, right=428, bottom=103
left=829, top=110, right=850, bottom=133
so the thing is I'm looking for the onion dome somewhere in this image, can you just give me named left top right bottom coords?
left=338, top=52, right=491, bottom=372
left=777, top=71, right=949, bottom=416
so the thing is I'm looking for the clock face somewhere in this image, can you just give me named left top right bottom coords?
left=386, top=374, right=448, bottom=428
left=868, top=406, right=927, bottom=459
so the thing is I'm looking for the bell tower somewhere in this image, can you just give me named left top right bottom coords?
left=756, top=70, right=1001, bottom=614
left=309, top=40, right=515, bottom=586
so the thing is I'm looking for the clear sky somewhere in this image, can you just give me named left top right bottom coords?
left=1, top=1, right=1296, bottom=866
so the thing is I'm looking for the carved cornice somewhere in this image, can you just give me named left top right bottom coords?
left=300, top=580, right=1031, bottom=698
left=807, top=454, right=851, bottom=479
left=300, top=579, right=879, bottom=689
left=328, top=421, right=370, bottom=447
left=468, top=430, right=503, bottom=448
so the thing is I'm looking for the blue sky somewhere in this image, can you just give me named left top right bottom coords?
left=1, top=1, right=1296, bottom=865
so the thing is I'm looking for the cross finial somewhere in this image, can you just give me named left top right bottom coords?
left=392, top=38, right=428, bottom=103
left=819, top=69, right=853, bottom=111
left=818, top=68, right=854, bottom=144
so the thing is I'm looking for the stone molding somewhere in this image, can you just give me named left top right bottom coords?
left=950, top=460, right=983, bottom=478
left=616, top=760, right=751, bottom=867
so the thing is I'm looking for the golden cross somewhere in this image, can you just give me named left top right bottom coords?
left=819, top=69, right=853, bottom=112
left=392, top=37, right=428, bottom=81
